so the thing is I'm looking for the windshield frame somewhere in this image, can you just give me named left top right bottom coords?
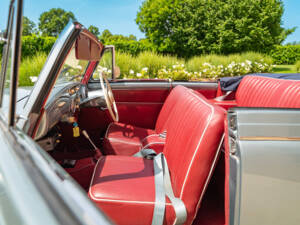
left=17, top=22, right=81, bottom=134
left=0, top=0, right=23, bottom=127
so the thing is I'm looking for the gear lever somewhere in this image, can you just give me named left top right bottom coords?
left=82, top=130, right=102, bottom=160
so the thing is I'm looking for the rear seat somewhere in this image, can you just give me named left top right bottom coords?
left=236, top=75, right=300, bottom=108
left=89, top=87, right=226, bottom=225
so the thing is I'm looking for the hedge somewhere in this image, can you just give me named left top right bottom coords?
left=103, top=39, right=153, bottom=56
left=270, top=45, right=300, bottom=65
left=0, top=35, right=153, bottom=59
left=0, top=35, right=56, bottom=59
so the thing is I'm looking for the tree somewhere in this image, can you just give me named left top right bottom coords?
left=100, top=29, right=113, bottom=42
left=136, top=0, right=295, bottom=57
left=22, top=16, right=36, bottom=36
left=88, top=25, right=100, bottom=36
left=128, top=34, right=137, bottom=41
left=38, top=8, right=75, bottom=36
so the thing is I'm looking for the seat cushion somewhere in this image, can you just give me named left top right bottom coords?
left=102, top=122, right=156, bottom=155
left=236, top=75, right=300, bottom=108
left=89, top=156, right=176, bottom=225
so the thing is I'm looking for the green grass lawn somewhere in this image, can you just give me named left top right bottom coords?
left=272, top=65, right=297, bottom=73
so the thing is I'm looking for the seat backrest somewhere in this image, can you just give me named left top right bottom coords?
left=236, top=75, right=300, bottom=108
left=155, top=85, right=188, bottom=133
left=162, top=87, right=225, bottom=224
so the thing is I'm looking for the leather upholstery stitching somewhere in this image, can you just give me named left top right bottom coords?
left=179, top=90, right=215, bottom=199
left=141, top=142, right=165, bottom=150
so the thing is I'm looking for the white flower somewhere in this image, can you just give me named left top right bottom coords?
left=142, top=67, right=148, bottom=72
left=181, top=64, right=185, bottom=67
left=136, top=73, right=142, bottom=77
left=76, top=65, right=82, bottom=70
left=102, top=67, right=108, bottom=72
left=246, top=60, right=252, bottom=65
left=129, top=69, right=134, bottom=74
left=108, top=69, right=112, bottom=74
left=30, top=76, right=38, bottom=83
left=241, top=63, right=245, bottom=67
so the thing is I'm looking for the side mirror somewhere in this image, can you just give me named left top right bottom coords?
left=75, top=29, right=103, bottom=61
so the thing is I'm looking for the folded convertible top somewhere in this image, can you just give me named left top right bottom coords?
left=219, top=73, right=300, bottom=91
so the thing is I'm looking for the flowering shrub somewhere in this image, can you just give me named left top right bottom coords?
left=122, top=60, right=273, bottom=81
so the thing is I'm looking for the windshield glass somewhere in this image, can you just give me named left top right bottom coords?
left=55, top=43, right=89, bottom=86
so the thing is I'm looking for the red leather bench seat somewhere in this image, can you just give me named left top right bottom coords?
left=103, top=85, right=188, bottom=155
left=89, top=156, right=176, bottom=225
left=89, top=87, right=226, bottom=225
left=236, top=76, right=300, bottom=108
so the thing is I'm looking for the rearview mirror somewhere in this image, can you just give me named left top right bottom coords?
left=75, top=30, right=103, bottom=61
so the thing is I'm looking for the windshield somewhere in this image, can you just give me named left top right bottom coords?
left=55, top=44, right=89, bottom=86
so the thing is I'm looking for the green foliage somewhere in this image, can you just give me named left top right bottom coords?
left=270, top=45, right=300, bottom=64
left=19, top=52, right=47, bottom=86
left=136, top=0, right=295, bottom=57
left=105, top=39, right=153, bottom=56
left=13, top=50, right=274, bottom=86
left=0, top=35, right=56, bottom=59
left=272, top=65, right=296, bottom=73
left=186, top=52, right=273, bottom=72
left=88, top=25, right=100, bottom=36
left=22, top=16, right=36, bottom=35
left=21, top=35, right=56, bottom=58
left=296, top=61, right=300, bottom=72
left=99, top=29, right=152, bottom=55
left=112, top=51, right=273, bottom=80
left=38, top=8, right=75, bottom=36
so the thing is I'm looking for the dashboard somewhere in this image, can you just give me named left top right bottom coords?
left=35, top=82, right=106, bottom=150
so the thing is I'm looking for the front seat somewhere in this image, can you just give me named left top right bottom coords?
left=89, top=88, right=225, bottom=225
left=102, top=85, right=188, bottom=155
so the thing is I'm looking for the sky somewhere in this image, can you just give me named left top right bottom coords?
left=0, top=0, right=299, bottom=43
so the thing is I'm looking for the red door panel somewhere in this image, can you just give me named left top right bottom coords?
left=110, top=82, right=171, bottom=129
left=86, top=80, right=219, bottom=130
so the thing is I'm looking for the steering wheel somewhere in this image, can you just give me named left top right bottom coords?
left=99, top=72, right=119, bottom=122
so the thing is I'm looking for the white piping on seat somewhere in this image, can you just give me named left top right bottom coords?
left=105, top=122, right=114, bottom=139
left=140, top=133, right=160, bottom=143
left=179, top=90, right=215, bottom=199
left=89, top=195, right=172, bottom=206
left=194, top=134, right=225, bottom=219
left=107, top=137, right=142, bottom=146
left=141, top=142, right=165, bottom=150
left=88, top=156, right=172, bottom=205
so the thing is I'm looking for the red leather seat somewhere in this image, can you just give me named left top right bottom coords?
left=236, top=75, right=300, bottom=108
left=103, top=85, right=188, bottom=155
left=89, top=89, right=226, bottom=225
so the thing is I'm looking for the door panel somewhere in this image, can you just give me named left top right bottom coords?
left=226, top=108, right=300, bottom=225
